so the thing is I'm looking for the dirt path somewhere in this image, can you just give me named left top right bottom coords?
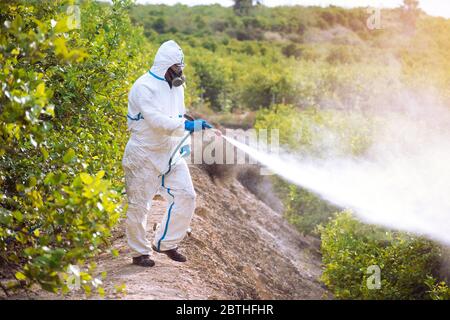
left=11, top=165, right=328, bottom=300
left=91, top=198, right=219, bottom=300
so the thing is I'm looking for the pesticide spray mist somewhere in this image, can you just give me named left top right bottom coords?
left=221, top=92, right=450, bottom=245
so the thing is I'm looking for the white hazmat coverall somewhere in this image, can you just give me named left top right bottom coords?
left=122, top=40, right=195, bottom=256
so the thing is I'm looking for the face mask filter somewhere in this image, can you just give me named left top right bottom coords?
left=167, top=65, right=185, bottom=88
left=171, top=74, right=185, bottom=87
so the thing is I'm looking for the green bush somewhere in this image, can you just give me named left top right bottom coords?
left=190, top=53, right=230, bottom=111
left=282, top=43, right=303, bottom=59
left=326, top=46, right=361, bottom=64
left=0, top=0, right=146, bottom=295
left=425, top=276, right=450, bottom=300
left=284, top=185, right=337, bottom=234
left=319, top=212, right=443, bottom=299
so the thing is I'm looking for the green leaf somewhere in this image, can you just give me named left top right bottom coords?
left=63, top=148, right=76, bottom=163
left=44, top=172, right=56, bottom=185
left=98, top=287, right=105, bottom=297
left=15, top=272, right=27, bottom=281
left=40, top=147, right=49, bottom=160
left=10, top=14, right=23, bottom=33
left=28, top=176, right=37, bottom=187
left=12, top=211, right=23, bottom=222
left=36, top=82, right=45, bottom=96
left=54, top=37, right=69, bottom=58
left=111, top=249, right=119, bottom=257
left=80, top=173, right=93, bottom=185
left=96, top=170, right=105, bottom=179
left=44, top=104, right=55, bottom=117
left=54, top=17, right=70, bottom=33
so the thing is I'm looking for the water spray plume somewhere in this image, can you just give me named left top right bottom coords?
left=220, top=100, right=450, bottom=245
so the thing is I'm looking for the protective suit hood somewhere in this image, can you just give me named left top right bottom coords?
left=150, top=40, right=184, bottom=79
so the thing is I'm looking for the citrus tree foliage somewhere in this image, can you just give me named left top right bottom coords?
left=0, top=0, right=147, bottom=294
left=130, top=4, right=371, bottom=42
left=130, top=4, right=450, bottom=113
left=319, top=212, right=442, bottom=299
left=425, top=276, right=450, bottom=300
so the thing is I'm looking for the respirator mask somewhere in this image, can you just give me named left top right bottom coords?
left=167, top=63, right=185, bottom=88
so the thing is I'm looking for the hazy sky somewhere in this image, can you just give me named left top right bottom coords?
left=135, top=0, right=450, bottom=18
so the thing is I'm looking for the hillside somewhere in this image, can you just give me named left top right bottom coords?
left=7, top=164, right=327, bottom=299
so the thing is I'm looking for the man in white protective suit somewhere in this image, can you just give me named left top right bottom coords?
left=122, top=40, right=212, bottom=267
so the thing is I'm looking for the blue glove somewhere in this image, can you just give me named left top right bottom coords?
left=180, top=145, right=191, bottom=157
left=184, top=119, right=213, bottom=133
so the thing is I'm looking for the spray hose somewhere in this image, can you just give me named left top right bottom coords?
left=160, top=130, right=192, bottom=177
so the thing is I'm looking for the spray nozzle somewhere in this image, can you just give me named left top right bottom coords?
left=212, top=129, right=222, bottom=137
